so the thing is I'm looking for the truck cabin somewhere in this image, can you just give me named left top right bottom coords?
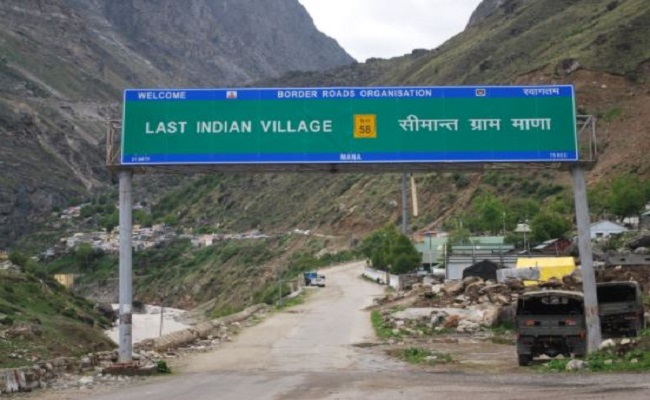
left=597, top=282, right=642, bottom=305
left=517, top=291, right=584, bottom=316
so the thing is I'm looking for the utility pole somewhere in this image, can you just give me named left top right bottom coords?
left=159, top=299, right=165, bottom=338
left=277, top=267, right=283, bottom=307
left=401, top=173, right=408, bottom=235
left=118, top=171, right=133, bottom=363
left=572, top=166, right=602, bottom=353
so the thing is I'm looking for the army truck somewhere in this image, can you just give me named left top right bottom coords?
left=597, top=281, right=645, bottom=337
left=516, top=290, right=586, bottom=366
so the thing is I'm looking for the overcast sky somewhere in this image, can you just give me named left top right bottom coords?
left=298, top=0, right=484, bottom=61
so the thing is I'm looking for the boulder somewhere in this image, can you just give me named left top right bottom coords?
left=481, top=307, right=501, bottom=327
left=479, top=284, right=510, bottom=296
left=491, top=294, right=512, bottom=306
left=555, top=58, right=581, bottom=76
left=464, top=281, right=485, bottom=302
left=462, top=276, right=484, bottom=287
left=504, top=278, right=526, bottom=292
left=566, top=359, right=588, bottom=371
left=454, top=295, right=469, bottom=304
left=431, top=284, right=444, bottom=295
left=442, top=281, right=465, bottom=296
left=633, top=247, right=648, bottom=255
left=444, top=315, right=460, bottom=329
left=599, top=339, right=616, bottom=351
left=393, top=308, right=437, bottom=321
left=457, top=320, right=481, bottom=333
left=430, top=310, right=449, bottom=328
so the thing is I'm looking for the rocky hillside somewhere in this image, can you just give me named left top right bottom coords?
left=6, top=0, right=650, bottom=317
left=170, top=0, right=650, bottom=237
left=0, top=261, right=115, bottom=368
left=0, top=0, right=353, bottom=247
left=44, top=0, right=646, bottom=315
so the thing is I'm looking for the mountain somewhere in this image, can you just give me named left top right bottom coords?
left=466, top=0, right=511, bottom=27
left=149, top=0, right=650, bottom=247
left=0, top=0, right=353, bottom=247
left=259, top=0, right=649, bottom=175
left=7, top=0, right=650, bottom=317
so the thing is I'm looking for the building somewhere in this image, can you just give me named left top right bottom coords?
left=516, top=257, right=576, bottom=286
left=531, top=238, right=572, bottom=255
left=589, top=220, right=628, bottom=239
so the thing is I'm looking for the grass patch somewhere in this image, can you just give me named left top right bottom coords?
left=399, top=347, right=453, bottom=365
left=277, top=291, right=308, bottom=310
left=488, top=321, right=515, bottom=336
left=371, top=311, right=403, bottom=339
left=601, top=107, right=623, bottom=122
left=542, top=337, right=650, bottom=372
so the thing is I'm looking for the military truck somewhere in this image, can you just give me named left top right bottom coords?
left=597, top=281, right=645, bottom=337
left=515, top=290, right=586, bottom=366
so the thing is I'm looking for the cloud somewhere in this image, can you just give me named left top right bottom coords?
left=298, top=0, right=483, bottom=61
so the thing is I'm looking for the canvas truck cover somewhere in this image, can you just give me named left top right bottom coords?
left=516, top=257, right=576, bottom=286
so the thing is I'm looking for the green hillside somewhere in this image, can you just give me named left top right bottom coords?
left=0, top=265, right=114, bottom=368
left=11, top=0, right=650, bottom=324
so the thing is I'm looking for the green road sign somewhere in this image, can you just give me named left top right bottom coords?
left=121, top=86, right=578, bottom=165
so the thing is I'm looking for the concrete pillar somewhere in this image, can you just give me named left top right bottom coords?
left=401, top=173, right=408, bottom=235
left=571, top=166, right=602, bottom=353
left=118, top=170, right=133, bottom=363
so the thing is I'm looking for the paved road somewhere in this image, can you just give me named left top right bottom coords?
left=33, top=262, right=650, bottom=399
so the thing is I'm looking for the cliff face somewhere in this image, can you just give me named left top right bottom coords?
left=467, top=0, right=508, bottom=27
left=0, top=0, right=353, bottom=247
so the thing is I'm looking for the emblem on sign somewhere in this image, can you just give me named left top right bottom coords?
left=353, top=114, right=377, bottom=138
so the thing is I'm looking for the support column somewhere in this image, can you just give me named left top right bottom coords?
left=118, top=170, right=133, bottom=363
left=401, top=173, right=408, bottom=235
left=571, top=166, right=602, bottom=353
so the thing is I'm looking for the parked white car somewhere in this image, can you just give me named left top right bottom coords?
left=311, top=276, right=326, bottom=287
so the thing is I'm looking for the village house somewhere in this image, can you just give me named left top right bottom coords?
left=589, top=220, right=628, bottom=239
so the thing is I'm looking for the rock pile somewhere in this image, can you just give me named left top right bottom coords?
left=0, top=351, right=157, bottom=394
left=0, top=304, right=268, bottom=395
left=375, top=276, right=526, bottom=335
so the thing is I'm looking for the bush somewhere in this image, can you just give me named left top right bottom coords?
left=156, top=360, right=171, bottom=373
left=8, top=252, right=29, bottom=268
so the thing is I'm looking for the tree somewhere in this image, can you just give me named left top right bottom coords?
left=388, top=235, right=422, bottom=275
left=607, top=174, right=645, bottom=220
left=506, top=198, right=540, bottom=228
left=448, top=226, right=471, bottom=246
left=75, top=243, right=95, bottom=270
left=530, top=211, right=571, bottom=242
left=8, top=252, right=29, bottom=268
left=471, top=192, right=505, bottom=234
left=588, top=182, right=609, bottom=218
left=360, top=224, right=420, bottom=274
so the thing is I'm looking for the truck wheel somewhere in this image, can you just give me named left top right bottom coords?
left=518, top=354, right=532, bottom=366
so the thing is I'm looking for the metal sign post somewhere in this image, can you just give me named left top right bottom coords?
left=571, top=166, right=602, bottom=351
left=118, top=170, right=133, bottom=363
left=109, top=85, right=601, bottom=359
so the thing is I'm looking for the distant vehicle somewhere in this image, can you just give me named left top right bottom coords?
left=597, top=281, right=645, bottom=337
left=515, top=290, right=586, bottom=366
left=311, top=275, right=326, bottom=288
left=303, top=271, right=318, bottom=286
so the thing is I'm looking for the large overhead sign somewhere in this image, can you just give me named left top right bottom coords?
left=121, top=85, right=578, bottom=165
